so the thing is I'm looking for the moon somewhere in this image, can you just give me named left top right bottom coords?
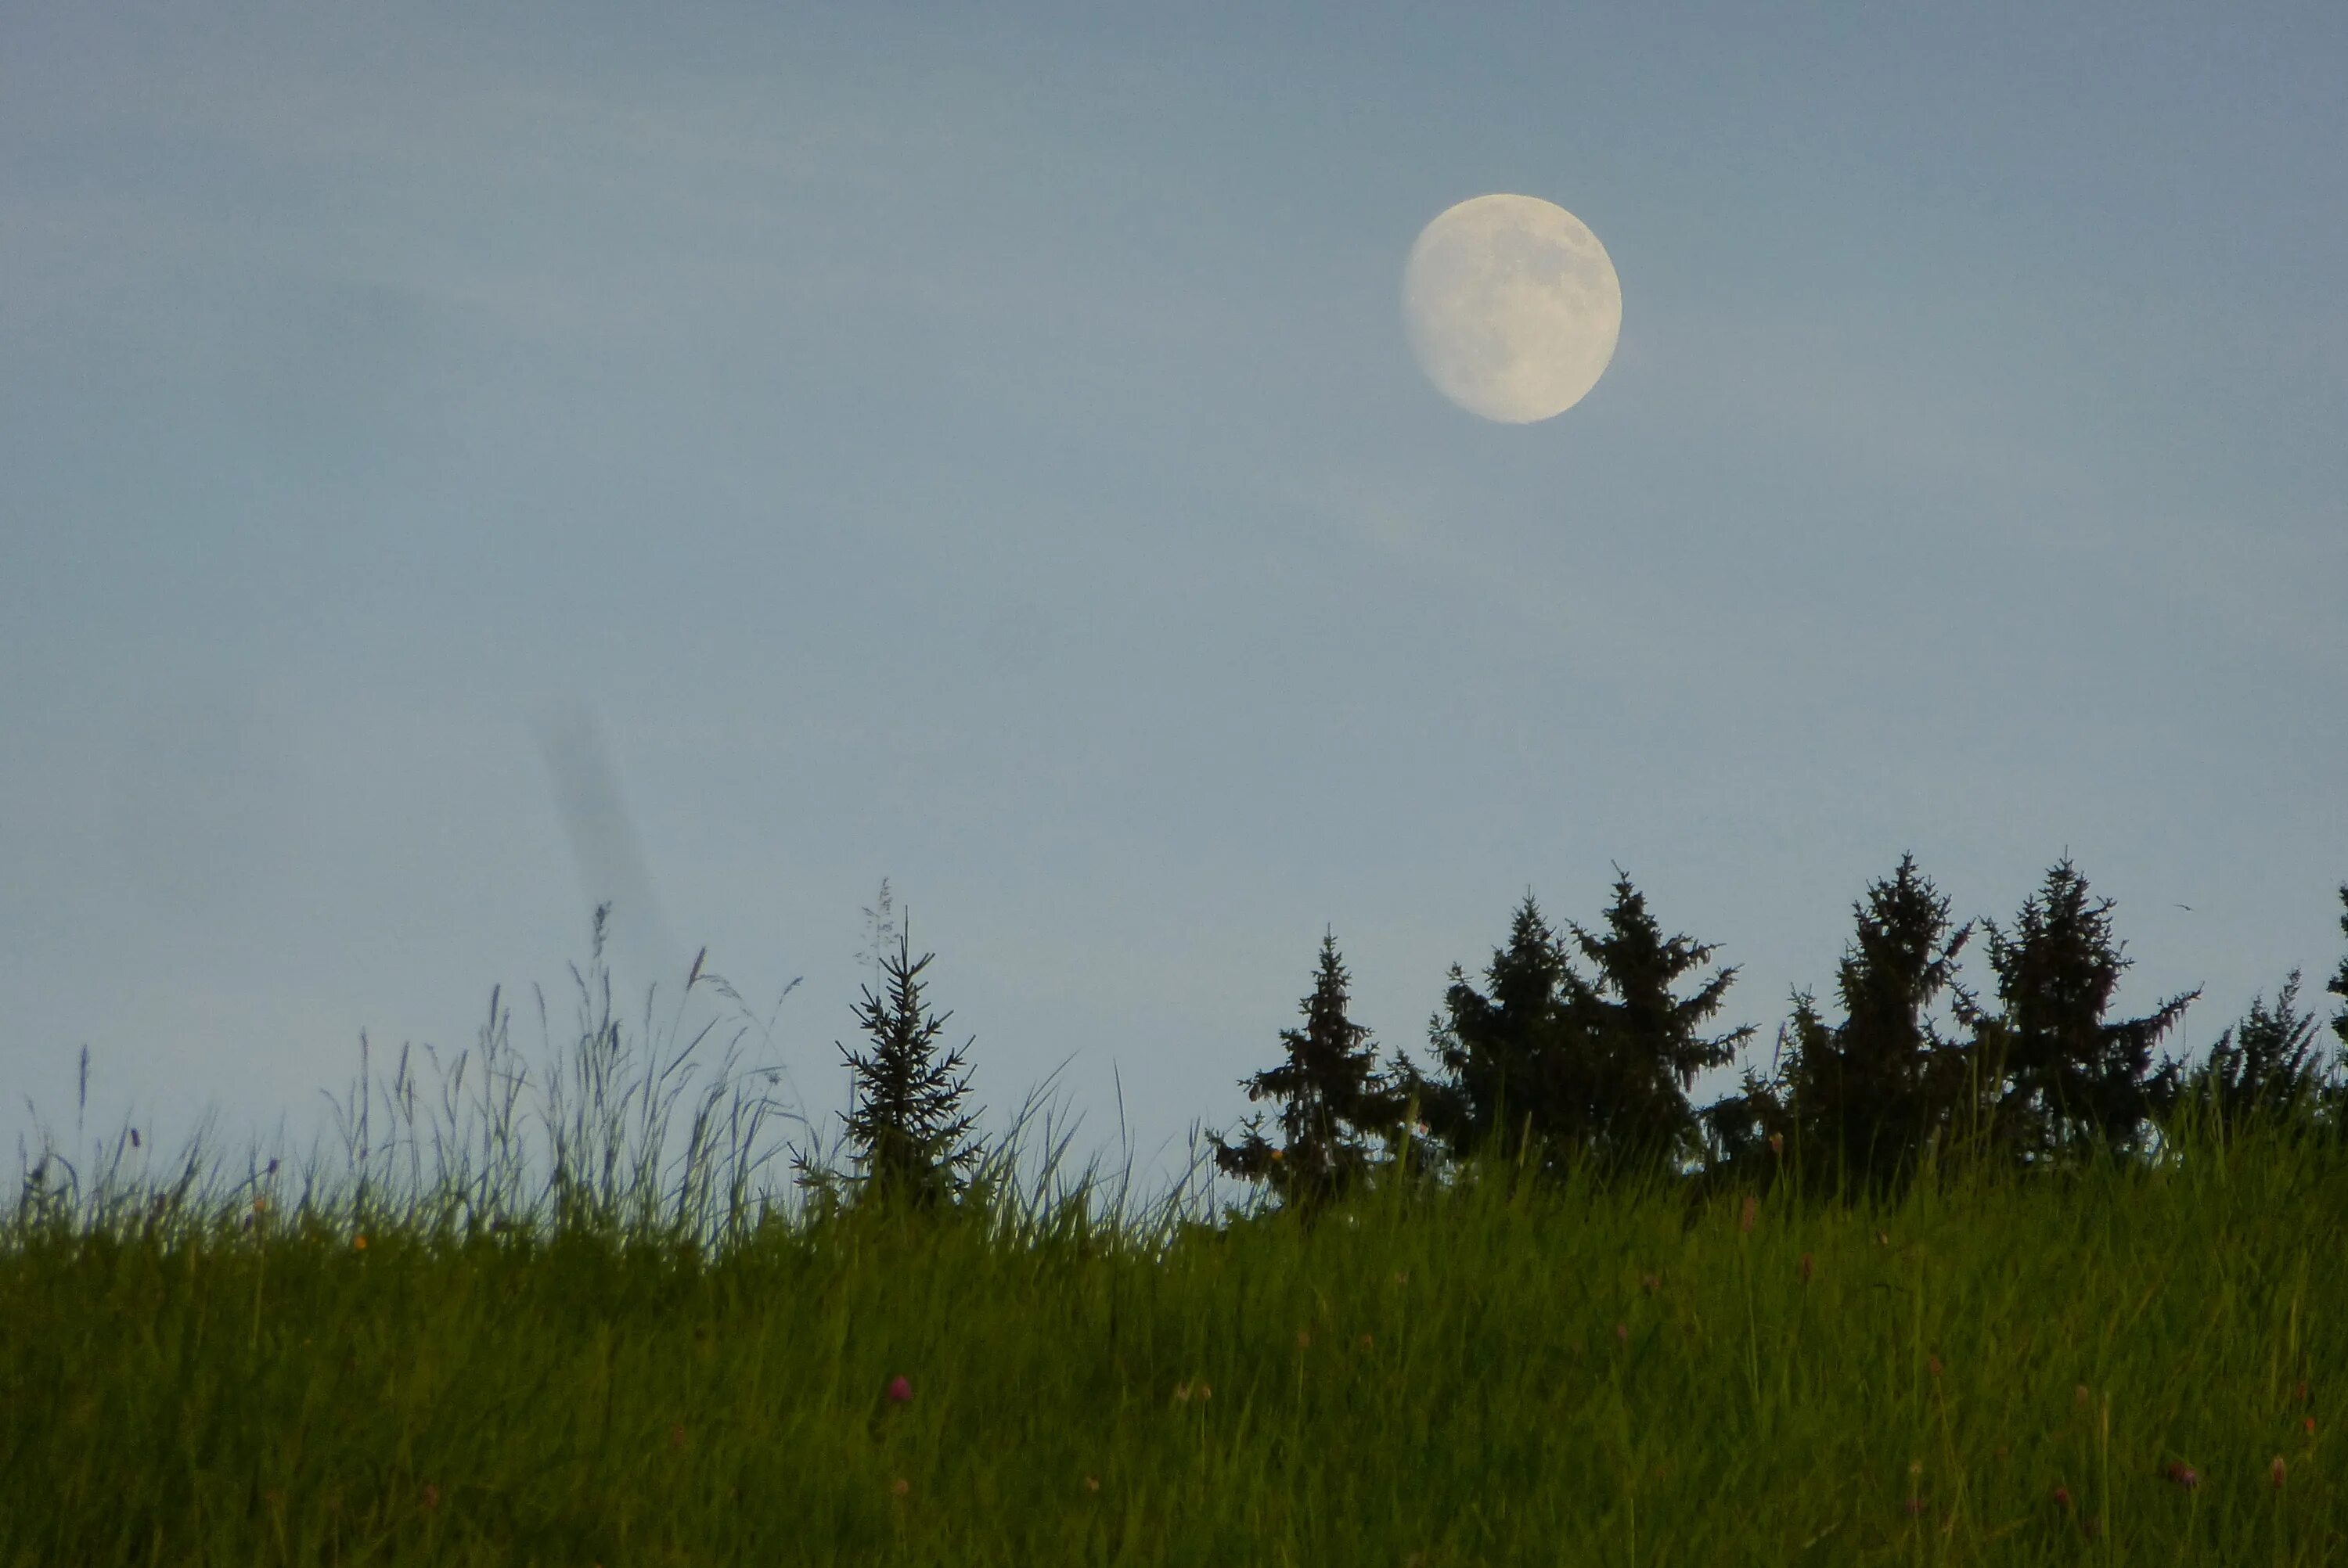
left=1403, top=194, right=1622, bottom=423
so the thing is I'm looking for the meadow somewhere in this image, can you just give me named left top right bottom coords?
left=5, top=952, right=2342, bottom=1566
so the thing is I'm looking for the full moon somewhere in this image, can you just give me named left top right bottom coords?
left=1403, top=194, right=1622, bottom=424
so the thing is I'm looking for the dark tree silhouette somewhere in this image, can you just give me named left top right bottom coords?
left=2328, top=883, right=2348, bottom=1054
left=1394, top=893, right=1586, bottom=1181
left=1556, top=871, right=1755, bottom=1177
left=808, top=916, right=984, bottom=1214
left=1770, top=854, right=1976, bottom=1195
left=1208, top=930, right=1412, bottom=1222
left=1954, top=859, right=2196, bottom=1165
left=1401, top=876, right=1750, bottom=1185
left=2318, top=884, right=2348, bottom=1138
left=2184, top=971, right=2328, bottom=1136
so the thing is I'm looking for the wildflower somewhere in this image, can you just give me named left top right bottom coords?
left=2271, top=1455, right=2287, bottom=1489
left=1358, top=1332, right=1374, bottom=1350
left=254, top=1197, right=269, bottom=1216
left=1902, top=1497, right=1926, bottom=1518
left=2052, top=1484, right=2073, bottom=1510
left=1390, top=1271, right=1410, bottom=1287
left=1797, top=1252, right=1813, bottom=1284
left=1739, top=1194, right=1757, bottom=1233
left=1196, top=1382, right=1212, bottom=1401
left=420, top=1483, right=439, bottom=1511
left=1614, top=1322, right=1629, bottom=1347
left=1084, top=1476, right=1100, bottom=1492
left=2075, top=1383, right=2091, bottom=1408
left=1768, top=1133, right=1784, bottom=1157
left=1172, top=1382, right=1191, bottom=1404
left=353, top=1235, right=367, bottom=1251
left=2303, top=1415, right=2317, bottom=1437
left=1269, top=1149, right=1284, bottom=1162
left=2163, top=1461, right=2199, bottom=1490
left=2296, top=1379, right=2310, bottom=1404
left=1640, top=1272, right=1661, bottom=1295
left=891, top=1477, right=909, bottom=1498
left=886, top=1376, right=913, bottom=1404
left=1928, top=1355, right=1943, bottom=1380
left=1296, top=1329, right=1311, bottom=1350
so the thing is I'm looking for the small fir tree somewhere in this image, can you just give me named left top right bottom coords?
left=1773, top=855, right=1975, bottom=1195
left=2184, top=971, right=2328, bottom=1136
left=1208, top=930, right=1412, bottom=1221
left=1402, top=877, right=1752, bottom=1186
left=1397, top=894, right=1587, bottom=1181
left=812, top=915, right=985, bottom=1215
left=2317, top=885, right=2348, bottom=1136
left=1955, top=859, right=2197, bottom=1165
left=1554, top=871, right=1755, bottom=1177
left=2328, top=883, right=2348, bottom=1053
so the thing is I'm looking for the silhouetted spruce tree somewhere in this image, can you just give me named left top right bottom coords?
left=1392, top=893, right=1588, bottom=1182
left=1555, top=871, right=1755, bottom=1178
left=811, top=916, right=984, bottom=1215
left=2321, top=884, right=2348, bottom=1135
left=1399, top=878, right=1751, bottom=1186
left=1954, top=859, right=2196, bottom=1167
left=1773, top=855, right=1976, bottom=1196
left=2183, top=971, right=2328, bottom=1137
left=2329, top=884, right=2348, bottom=1053
left=1208, top=930, right=1412, bottom=1222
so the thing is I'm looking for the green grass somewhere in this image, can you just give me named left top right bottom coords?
left=5, top=962, right=2343, bottom=1566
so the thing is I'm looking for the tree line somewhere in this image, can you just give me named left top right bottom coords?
left=799, top=860, right=2348, bottom=1222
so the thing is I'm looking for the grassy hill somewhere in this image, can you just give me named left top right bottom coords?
left=5, top=1084, right=2340, bottom=1566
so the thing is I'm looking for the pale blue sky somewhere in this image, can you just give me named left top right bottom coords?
left=4, top=2, right=2343, bottom=1203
